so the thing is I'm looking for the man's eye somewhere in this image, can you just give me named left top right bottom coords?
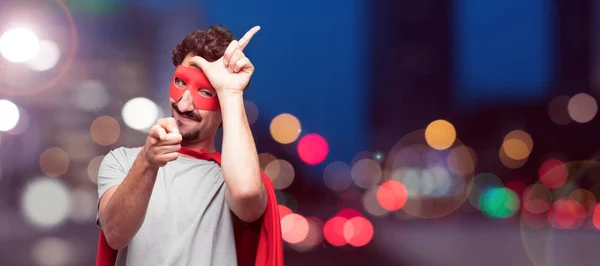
left=175, top=78, right=186, bottom=88
left=198, top=88, right=216, bottom=98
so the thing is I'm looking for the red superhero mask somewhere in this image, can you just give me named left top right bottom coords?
left=170, top=65, right=220, bottom=111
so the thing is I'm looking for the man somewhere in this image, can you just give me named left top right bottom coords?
left=95, top=25, right=283, bottom=266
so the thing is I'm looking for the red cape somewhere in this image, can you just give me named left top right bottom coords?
left=95, top=147, right=284, bottom=266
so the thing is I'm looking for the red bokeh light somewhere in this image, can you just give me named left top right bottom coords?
left=323, top=216, right=348, bottom=246
left=343, top=217, right=374, bottom=247
left=538, top=159, right=568, bottom=189
left=337, top=208, right=363, bottom=219
left=297, top=133, right=329, bottom=165
left=593, top=204, right=600, bottom=229
left=547, top=199, right=585, bottom=229
left=376, top=180, right=408, bottom=211
left=281, top=213, right=310, bottom=244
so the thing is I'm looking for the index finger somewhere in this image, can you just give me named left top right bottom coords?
left=238, top=26, right=261, bottom=51
left=158, top=118, right=179, bottom=134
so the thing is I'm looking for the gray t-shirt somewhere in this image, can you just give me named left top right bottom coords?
left=97, top=147, right=238, bottom=266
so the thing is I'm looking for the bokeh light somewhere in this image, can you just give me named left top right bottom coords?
left=74, top=80, right=110, bottom=112
left=447, top=145, right=477, bottom=176
left=323, top=161, right=353, bottom=192
left=90, top=116, right=121, bottom=146
left=290, top=217, right=324, bottom=252
left=362, top=188, right=389, bottom=217
left=21, top=177, right=71, bottom=228
left=479, top=187, right=520, bottom=219
left=244, top=100, right=259, bottom=125
left=0, top=28, right=39, bottom=63
left=278, top=204, right=293, bottom=219
left=593, top=204, right=600, bottom=229
left=425, top=119, right=456, bottom=150
left=0, top=99, right=20, bottom=131
left=4, top=104, right=29, bottom=135
left=538, top=158, right=568, bottom=189
left=568, top=189, right=597, bottom=217
left=351, top=158, right=382, bottom=189
left=281, top=213, right=310, bottom=244
left=323, top=216, right=348, bottom=246
left=258, top=153, right=277, bottom=171
left=523, top=183, right=552, bottom=214
left=264, top=159, right=295, bottom=190
left=384, top=129, right=474, bottom=219
left=499, top=147, right=527, bottom=169
left=122, top=97, right=159, bottom=131
left=548, top=95, right=572, bottom=125
left=502, top=130, right=533, bottom=160
left=343, top=216, right=374, bottom=247
left=31, top=237, right=75, bottom=266
left=87, top=155, right=104, bottom=184
left=297, top=133, right=329, bottom=165
left=567, top=93, right=598, bottom=123
left=376, top=180, right=408, bottom=211
left=269, top=113, right=301, bottom=144
left=547, top=199, right=586, bottom=229
left=466, top=173, right=504, bottom=210
left=26, top=40, right=61, bottom=71
left=39, top=147, right=70, bottom=177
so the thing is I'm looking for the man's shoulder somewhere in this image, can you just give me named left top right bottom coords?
left=105, top=146, right=143, bottom=161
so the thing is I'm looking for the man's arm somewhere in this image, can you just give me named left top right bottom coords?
left=220, top=91, right=267, bottom=223
left=98, top=153, right=159, bottom=250
left=98, top=118, right=181, bottom=250
left=192, top=26, right=267, bottom=222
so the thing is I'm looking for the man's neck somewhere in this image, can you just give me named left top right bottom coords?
left=181, top=137, right=217, bottom=154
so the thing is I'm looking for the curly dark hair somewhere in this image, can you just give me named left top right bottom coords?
left=172, top=24, right=234, bottom=66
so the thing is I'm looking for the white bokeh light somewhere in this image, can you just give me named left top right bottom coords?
left=21, top=177, right=72, bottom=228
left=0, top=99, right=20, bottom=131
left=74, top=80, right=110, bottom=111
left=122, top=97, right=160, bottom=131
left=0, top=28, right=39, bottom=63
left=26, top=40, right=60, bottom=71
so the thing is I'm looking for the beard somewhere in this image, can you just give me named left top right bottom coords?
left=177, top=119, right=201, bottom=144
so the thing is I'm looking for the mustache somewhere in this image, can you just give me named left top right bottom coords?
left=172, top=103, right=202, bottom=121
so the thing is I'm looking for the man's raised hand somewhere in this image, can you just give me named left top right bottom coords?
left=189, top=26, right=261, bottom=94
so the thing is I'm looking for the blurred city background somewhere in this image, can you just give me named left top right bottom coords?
left=0, top=0, right=599, bottom=265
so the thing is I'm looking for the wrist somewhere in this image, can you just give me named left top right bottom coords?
left=217, top=90, right=245, bottom=107
left=139, top=147, right=160, bottom=172
left=217, top=89, right=244, bottom=98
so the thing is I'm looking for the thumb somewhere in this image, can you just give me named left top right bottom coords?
left=189, top=56, right=211, bottom=71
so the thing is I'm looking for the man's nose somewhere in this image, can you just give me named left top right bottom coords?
left=176, top=90, right=195, bottom=112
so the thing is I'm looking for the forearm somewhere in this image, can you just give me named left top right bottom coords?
left=100, top=151, right=159, bottom=249
left=219, top=92, right=264, bottom=214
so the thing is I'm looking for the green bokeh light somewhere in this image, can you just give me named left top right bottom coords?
left=479, top=187, right=520, bottom=219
